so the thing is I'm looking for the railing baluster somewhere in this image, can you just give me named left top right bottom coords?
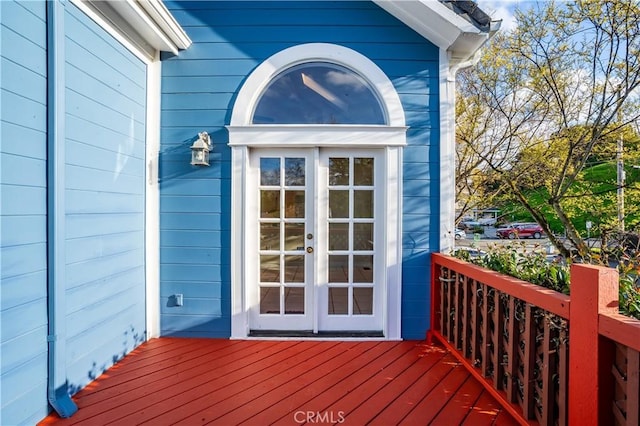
left=448, top=268, right=455, bottom=340
left=506, top=296, right=519, bottom=403
left=558, top=326, right=568, bottom=426
left=522, top=303, right=537, bottom=419
left=627, top=347, right=639, bottom=426
left=482, top=284, right=491, bottom=378
left=453, top=274, right=461, bottom=349
left=541, top=316, right=556, bottom=425
left=471, top=279, right=481, bottom=367
left=439, top=267, right=447, bottom=339
left=462, top=275, right=469, bottom=356
left=493, top=290, right=505, bottom=389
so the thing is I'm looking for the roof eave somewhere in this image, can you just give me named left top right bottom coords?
left=373, top=0, right=500, bottom=70
left=108, top=0, right=191, bottom=54
left=79, top=0, right=191, bottom=57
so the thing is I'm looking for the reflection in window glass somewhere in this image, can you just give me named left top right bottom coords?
left=260, top=190, right=280, bottom=218
left=354, top=223, right=373, bottom=251
left=260, top=158, right=280, bottom=186
left=354, top=158, right=374, bottom=186
left=353, top=255, right=373, bottom=283
left=260, top=223, right=280, bottom=250
left=260, top=287, right=280, bottom=314
left=329, top=190, right=349, bottom=218
left=328, top=287, right=348, bottom=315
left=284, top=190, right=305, bottom=218
left=329, top=223, right=349, bottom=251
left=260, top=255, right=280, bottom=282
left=354, top=190, right=373, bottom=218
left=253, top=63, right=386, bottom=125
left=285, top=158, right=305, bottom=186
left=329, top=255, right=349, bottom=282
left=284, top=223, right=305, bottom=251
left=284, top=255, right=305, bottom=283
left=329, top=158, right=349, bottom=185
left=353, top=287, right=373, bottom=315
left=284, top=287, right=304, bottom=314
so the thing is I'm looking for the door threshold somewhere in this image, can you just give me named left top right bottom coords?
left=249, top=330, right=384, bottom=338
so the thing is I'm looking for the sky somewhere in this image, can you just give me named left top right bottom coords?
left=476, top=0, right=536, bottom=32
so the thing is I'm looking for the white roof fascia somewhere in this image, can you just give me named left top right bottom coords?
left=136, top=0, right=192, bottom=52
left=81, top=0, right=191, bottom=58
left=373, top=0, right=498, bottom=70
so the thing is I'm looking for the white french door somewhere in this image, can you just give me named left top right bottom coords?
left=248, top=148, right=384, bottom=334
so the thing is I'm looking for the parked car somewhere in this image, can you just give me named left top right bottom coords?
left=459, top=220, right=480, bottom=229
left=478, top=217, right=497, bottom=226
left=453, top=246, right=487, bottom=259
left=455, top=229, right=466, bottom=240
left=496, top=223, right=544, bottom=239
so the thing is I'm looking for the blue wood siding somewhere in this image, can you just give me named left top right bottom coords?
left=161, top=1, right=439, bottom=339
left=62, top=3, right=147, bottom=391
left=0, top=1, right=50, bottom=424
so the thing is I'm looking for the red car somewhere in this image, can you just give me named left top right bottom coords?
left=496, top=223, right=544, bottom=239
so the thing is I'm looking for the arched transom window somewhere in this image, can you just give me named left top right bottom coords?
left=252, top=63, right=386, bottom=125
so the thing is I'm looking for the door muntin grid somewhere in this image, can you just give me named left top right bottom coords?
left=327, top=156, right=375, bottom=317
left=259, top=156, right=308, bottom=316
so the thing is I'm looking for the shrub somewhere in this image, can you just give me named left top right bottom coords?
left=452, top=243, right=639, bottom=320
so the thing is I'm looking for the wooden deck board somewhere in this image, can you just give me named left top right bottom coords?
left=253, top=341, right=417, bottom=425
left=342, top=349, right=455, bottom=425
left=39, top=338, right=518, bottom=426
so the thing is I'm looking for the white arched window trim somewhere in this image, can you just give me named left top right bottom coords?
left=228, top=43, right=406, bottom=340
left=230, top=43, right=406, bottom=129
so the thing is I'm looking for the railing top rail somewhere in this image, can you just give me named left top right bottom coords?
left=432, top=253, right=571, bottom=319
left=599, top=311, right=640, bottom=352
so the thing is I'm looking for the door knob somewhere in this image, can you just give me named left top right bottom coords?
left=306, top=247, right=314, bottom=253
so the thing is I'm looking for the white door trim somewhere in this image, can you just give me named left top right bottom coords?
left=228, top=43, right=405, bottom=340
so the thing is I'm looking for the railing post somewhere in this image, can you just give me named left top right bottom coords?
left=568, top=264, right=619, bottom=426
left=428, top=256, right=440, bottom=343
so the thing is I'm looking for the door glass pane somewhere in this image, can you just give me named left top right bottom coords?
left=260, top=287, right=280, bottom=314
left=329, top=158, right=349, bottom=185
left=284, top=287, right=304, bottom=314
left=329, top=255, right=349, bottom=282
left=285, top=190, right=305, bottom=218
left=353, top=255, right=373, bottom=283
left=261, top=190, right=280, bottom=218
left=353, top=287, right=373, bottom=315
left=354, top=223, right=373, bottom=251
left=284, top=223, right=305, bottom=251
left=284, top=255, right=304, bottom=283
left=260, top=158, right=280, bottom=185
left=260, top=255, right=280, bottom=282
left=260, top=223, right=280, bottom=250
left=354, top=190, right=373, bottom=218
left=329, top=190, right=349, bottom=218
left=328, top=287, right=348, bottom=314
left=329, top=223, right=349, bottom=251
left=354, top=158, right=373, bottom=185
left=285, top=158, right=305, bottom=186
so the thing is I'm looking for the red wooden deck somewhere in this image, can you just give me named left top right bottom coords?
left=39, top=338, right=519, bottom=425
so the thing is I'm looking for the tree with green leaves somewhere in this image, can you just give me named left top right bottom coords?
left=456, top=0, right=640, bottom=261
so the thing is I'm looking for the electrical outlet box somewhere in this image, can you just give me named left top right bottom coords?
left=175, top=294, right=183, bottom=306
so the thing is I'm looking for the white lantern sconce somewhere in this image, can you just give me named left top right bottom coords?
left=190, top=131, right=212, bottom=166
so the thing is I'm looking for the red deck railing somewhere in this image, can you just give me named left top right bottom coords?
left=430, top=253, right=640, bottom=426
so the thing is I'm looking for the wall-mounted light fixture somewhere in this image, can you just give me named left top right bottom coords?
left=190, top=131, right=212, bottom=166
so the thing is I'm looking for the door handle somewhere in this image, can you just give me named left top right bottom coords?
left=306, top=247, right=314, bottom=253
